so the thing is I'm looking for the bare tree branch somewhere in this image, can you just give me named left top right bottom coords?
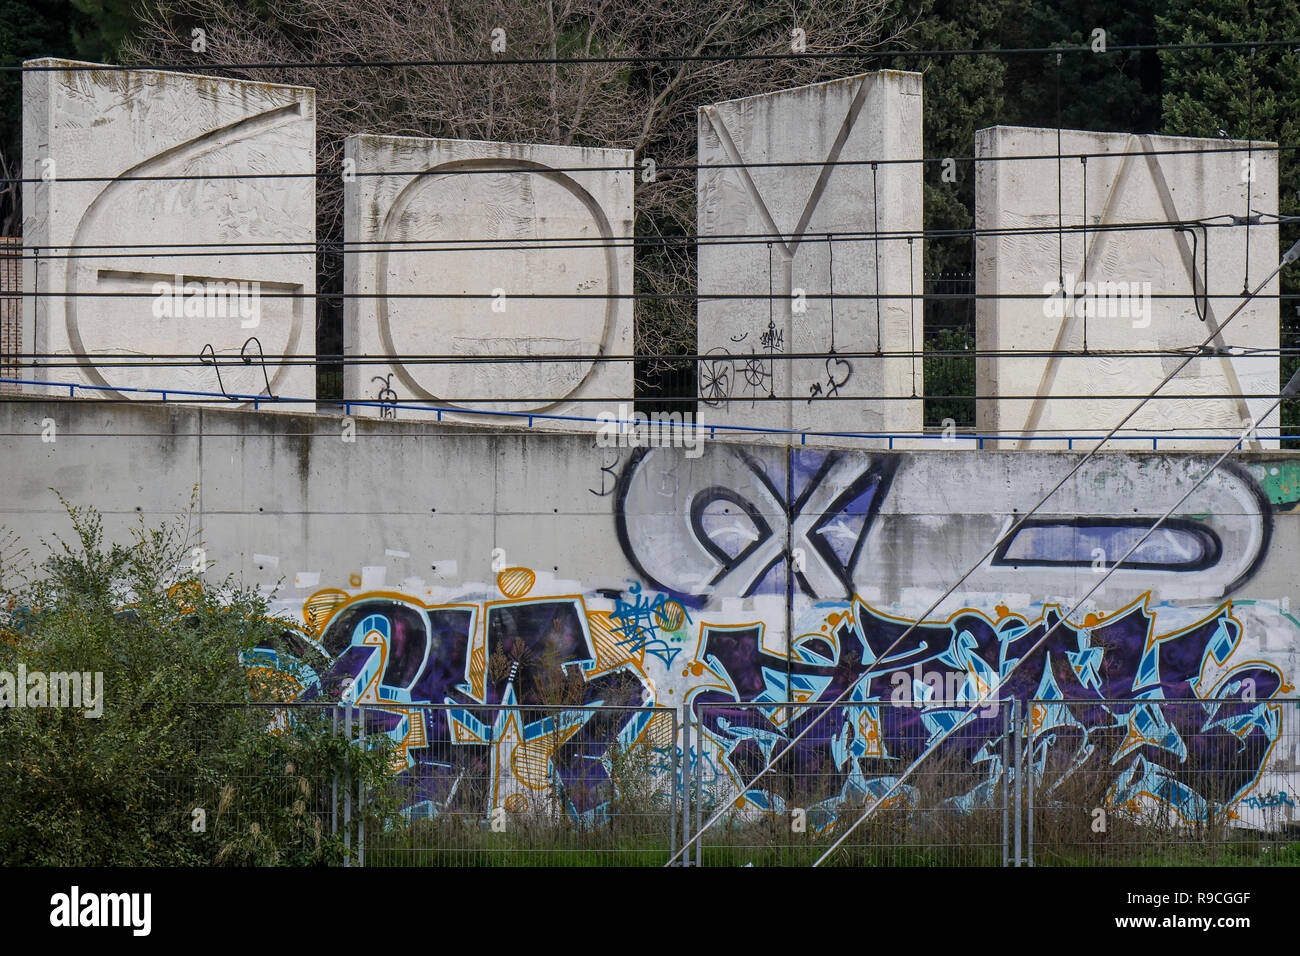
left=124, top=0, right=909, bottom=384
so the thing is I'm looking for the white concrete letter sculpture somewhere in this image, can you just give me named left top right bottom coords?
left=696, top=71, right=924, bottom=443
left=22, top=58, right=316, bottom=406
left=975, top=126, right=1279, bottom=449
left=343, top=135, right=633, bottom=424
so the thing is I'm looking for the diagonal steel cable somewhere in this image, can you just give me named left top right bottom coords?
left=812, top=364, right=1300, bottom=866
left=665, top=237, right=1300, bottom=866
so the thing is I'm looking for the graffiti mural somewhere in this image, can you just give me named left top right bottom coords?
left=258, top=571, right=682, bottom=823
left=685, top=596, right=1294, bottom=829
left=616, top=446, right=898, bottom=601
left=616, top=446, right=1273, bottom=605
left=238, top=446, right=1300, bottom=835
left=255, top=560, right=1296, bottom=833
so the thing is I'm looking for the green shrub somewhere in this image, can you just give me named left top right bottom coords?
left=0, top=499, right=397, bottom=865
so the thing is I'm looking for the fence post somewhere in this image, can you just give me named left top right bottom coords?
left=1012, top=699, right=1022, bottom=867
left=694, top=707, right=703, bottom=867
left=1024, top=702, right=1034, bottom=868
left=343, top=705, right=353, bottom=867
left=358, top=705, right=366, bottom=868
left=680, top=704, right=692, bottom=866
left=487, top=710, right=495, bottom=833
left=1001, top=701, right=1010, bottom=867
left=669, top=708, right=679, bottom=861
left=331, top=707, right=338, bottom=840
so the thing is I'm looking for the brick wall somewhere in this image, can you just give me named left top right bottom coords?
left=0, top=238, right=18, bottom=393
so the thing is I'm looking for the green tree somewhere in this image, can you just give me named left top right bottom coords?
left=0, top=501, right=396, bottom=865
left=0, top=0, right=138, bottom=233
left=69, top=0, right=141, bottom=61
left=898, top=0, right=1164, bottom=426
left=923, top=325, right=975, bottom=428
left=894, top=0, right=1009, bottom=426
left=1158, top=0, right=1300, bottom=443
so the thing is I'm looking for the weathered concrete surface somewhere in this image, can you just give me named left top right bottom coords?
left=4, top=398, right=1299, bottom=625
left=975, top=126, right=1280, bottom=449
left=343, top=134, right=634, bottom=426
left=6, top=399, right=1298, bottom=827
left=22, top=58, right=316, bottom=406
left=696, top=71, right=925, bottom=443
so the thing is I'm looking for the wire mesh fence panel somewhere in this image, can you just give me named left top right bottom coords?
left=0, top=701, right=676, bottom=866
left=188, top=704, right=351, bottom=867
left=682, top=698, right=1300, bottom=867
left=361, top=704, right=678, bottom=866
left=6, top=697, right=1295, bottom=866
left=1025, top=698, right=1300, bottom=867
left=688, top=700, right=1009, bottom=866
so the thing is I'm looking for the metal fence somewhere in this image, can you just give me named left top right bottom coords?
left=360, top=703, right=678, bottom=866
left=6, top=698, right=1296, bottom=866
left=682, top=699, right=1008, bottom=866
left=127, top=702, right=680, bottom=867
left=679, top=698, right=1300, bottom=867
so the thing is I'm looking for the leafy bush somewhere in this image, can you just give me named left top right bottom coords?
left=0, top=499, right=397, bottom=865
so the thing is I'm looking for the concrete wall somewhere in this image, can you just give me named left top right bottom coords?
left=697, top=71, right=924, bottom=442
left=2, top=399, right=1296, bottom=824
left=22, top=59, right=316, bottom=406
left=975, top=126, right=1280, bottom=449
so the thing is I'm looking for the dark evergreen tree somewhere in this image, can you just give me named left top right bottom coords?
left=1158, top=0, right=1300, bottom=441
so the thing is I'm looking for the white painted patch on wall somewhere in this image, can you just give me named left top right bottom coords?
left=429, top=561, right=458, bottom=579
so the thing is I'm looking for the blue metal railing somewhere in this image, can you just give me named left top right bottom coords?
left=0, top=375, right=1289, bottom=451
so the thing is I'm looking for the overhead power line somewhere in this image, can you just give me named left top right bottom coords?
left=10, top=38, right=1299, bottom=72
left=812, top=365, right=1300, bottom=866
left=664, top=235, right=1300, bottom=866
left=13, top=213, right=1290, bottom=259
left=5, top=141, right=1294, bottom=185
